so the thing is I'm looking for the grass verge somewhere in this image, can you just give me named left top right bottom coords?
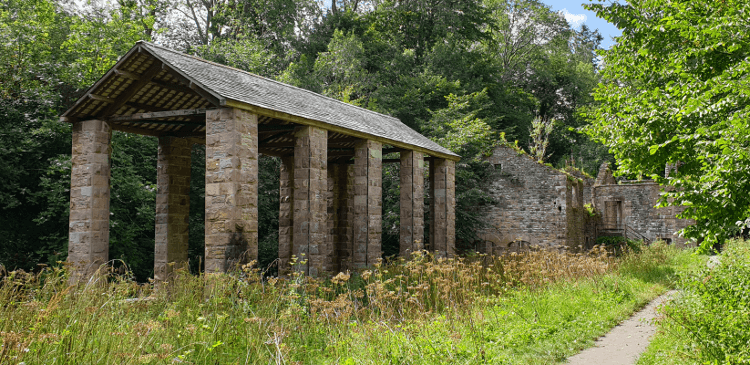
left=0, top=243, right=696, bottom=364
left=638, top=239, right=749, bottom=365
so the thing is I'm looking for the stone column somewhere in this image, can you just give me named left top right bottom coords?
left=292, top=126, right=328, bottom=276
left=68, top=119, right=112, bottom=281
left=337, top=164, right=355, bottom=271
left=278, top=156, right=294, bottom=275
left=154, top=136, right=191, bottom=281
left=326, top=164, right=340, bottom=273
left=430, top=158, right=455, bottom=257
left=204, top=108, right=258, bottom=273
left=400, top=151, right=425, bottom=256
left=352, top=140, right=382, bottom=268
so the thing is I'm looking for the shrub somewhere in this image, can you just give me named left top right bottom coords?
left=658, top=239, right=750, bottom=364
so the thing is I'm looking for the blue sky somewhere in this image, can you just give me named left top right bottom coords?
left=542, top=0, right=622, bottom=49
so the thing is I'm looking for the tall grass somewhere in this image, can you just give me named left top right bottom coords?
left=0, top=244, right=687, bottom=364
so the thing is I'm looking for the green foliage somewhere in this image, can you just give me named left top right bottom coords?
left=583, top=0, right=750, bottom=248
left=528, top=116, right=554, bottom=162
left=638, top=240, right=747, bottom=365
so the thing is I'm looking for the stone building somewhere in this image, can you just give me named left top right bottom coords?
left=478, top=145, right=694, bottom=253
left=592, top=163, right=694, bottom=247
left=478, top=145, right=595, bottom=254
left=60, top=41, right=459, bottom=281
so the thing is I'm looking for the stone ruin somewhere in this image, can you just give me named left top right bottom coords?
left=478, top=145, right=694, bottom=254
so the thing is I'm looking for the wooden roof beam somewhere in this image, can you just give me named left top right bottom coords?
left=149, top=79, right=201, bottom=97
left=162, top=64, right=222, bottom=106
left=105, top=108, right=208, bottom=123
left=101, top=61, right=163, bottom=118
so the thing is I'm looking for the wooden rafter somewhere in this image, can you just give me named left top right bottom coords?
left=258, top=125, right=296, bottom=132
left=126, top=120, right=204, bottom=128
left=111, top=123, right=204, bottom=138
left=259, top=131, right=291, bottom=144
left=89, top=94, right=115, bottom=104
left=162, top=64, right=222, bottom=106
left=105, top=108, right=208, bottom=123
left=149, top=79, right=200, bottom=97
left=125, top=102, right=168, bottom=113
left=101, top=61, right=164, bottom=117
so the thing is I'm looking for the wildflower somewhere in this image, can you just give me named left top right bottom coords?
left=331, top=272, right=351, bottom=285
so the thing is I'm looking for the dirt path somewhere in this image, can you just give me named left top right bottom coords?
left=565, top=290, right=676, bottom=365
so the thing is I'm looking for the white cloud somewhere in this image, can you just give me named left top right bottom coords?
left=561, top=8, right=587, bottom=28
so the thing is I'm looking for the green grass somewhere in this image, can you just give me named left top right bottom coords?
left=0, top=243, right=700, bottom=364
left=638, top=239, right=749, bottom=365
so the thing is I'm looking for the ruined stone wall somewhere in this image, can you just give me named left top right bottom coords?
left=479, top=146, right=585, bottom=254
left=593, top=183, right=694, bottom=247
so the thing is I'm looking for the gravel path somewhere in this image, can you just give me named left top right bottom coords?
left=565, top=290, right=676, bottom=365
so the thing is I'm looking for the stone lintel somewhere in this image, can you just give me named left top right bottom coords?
left=204, top=108, right=258, bottom=273
left=154, top=136, right=191, bottom=281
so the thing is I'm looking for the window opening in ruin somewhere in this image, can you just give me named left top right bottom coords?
left=494, top=163, right=502, bottom=173
left=558, top=206, right=562, bottom=212
left=662, top=238, right=673, bottom=245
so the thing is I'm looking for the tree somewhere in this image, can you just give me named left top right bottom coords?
left=583, top=0, right=750, bottom=247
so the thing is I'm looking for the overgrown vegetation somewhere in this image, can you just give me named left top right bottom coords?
left=0, top=243, right=698, bottom=364
left=639, top=239, right=749, bottom=365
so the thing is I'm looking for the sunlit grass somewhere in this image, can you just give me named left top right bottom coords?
left=0, top=243, right=697, bottom=364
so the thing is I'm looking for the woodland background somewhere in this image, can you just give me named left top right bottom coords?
left=2, top=0, right=612, bottom=281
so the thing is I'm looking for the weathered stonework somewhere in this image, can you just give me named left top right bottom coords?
left=400, top=151, right=425, bottom=256
left=278, top=156, right=294, bottom=274
left=204, top=108, right=258, bottom=273
left=479, top=148, right=693, bottom=254
left=430, top=158, right=456, bottom=257
left=478, top=146, right=589, bottom=254
left=352, top=140, right=382, bottom=268
left=154, top=136, right=191, bottom=281
left=68, top=119, right=112, bottom=280
left=337, top=164, right=355, bottom=271
left=292, top=126, right=328, bottom=276
left=593, top=163, right=694, bottom=247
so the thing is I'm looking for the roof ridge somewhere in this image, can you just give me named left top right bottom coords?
left=139, top=41, right=402, bottom=123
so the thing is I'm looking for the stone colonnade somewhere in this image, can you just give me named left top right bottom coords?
left=68, top=107, right=456, bottom=279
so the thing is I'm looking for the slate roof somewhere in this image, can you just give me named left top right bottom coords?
left=80, top=41, right=458, bottom=159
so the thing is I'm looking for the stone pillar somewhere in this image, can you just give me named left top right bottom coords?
left=430, top=158, right=455, bottom=257
left=352, top=140, right=382, bottom=268
left=278, top=156, right=294, bottom=275
left=326, top=164, right=343, bottom=273
left=292, top=126, right=328, bottom=276
left=154, top=136, right=191, bottom=281
left=204, top=108, right=258, bottom=273
left=337, top=164, right=355, bottom=271
left=400, top=151, right=425, bottom=256
left=68, top=119, right=112, bottom=281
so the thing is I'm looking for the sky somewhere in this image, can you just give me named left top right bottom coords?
left=541, top=0, right=622, bottom=49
